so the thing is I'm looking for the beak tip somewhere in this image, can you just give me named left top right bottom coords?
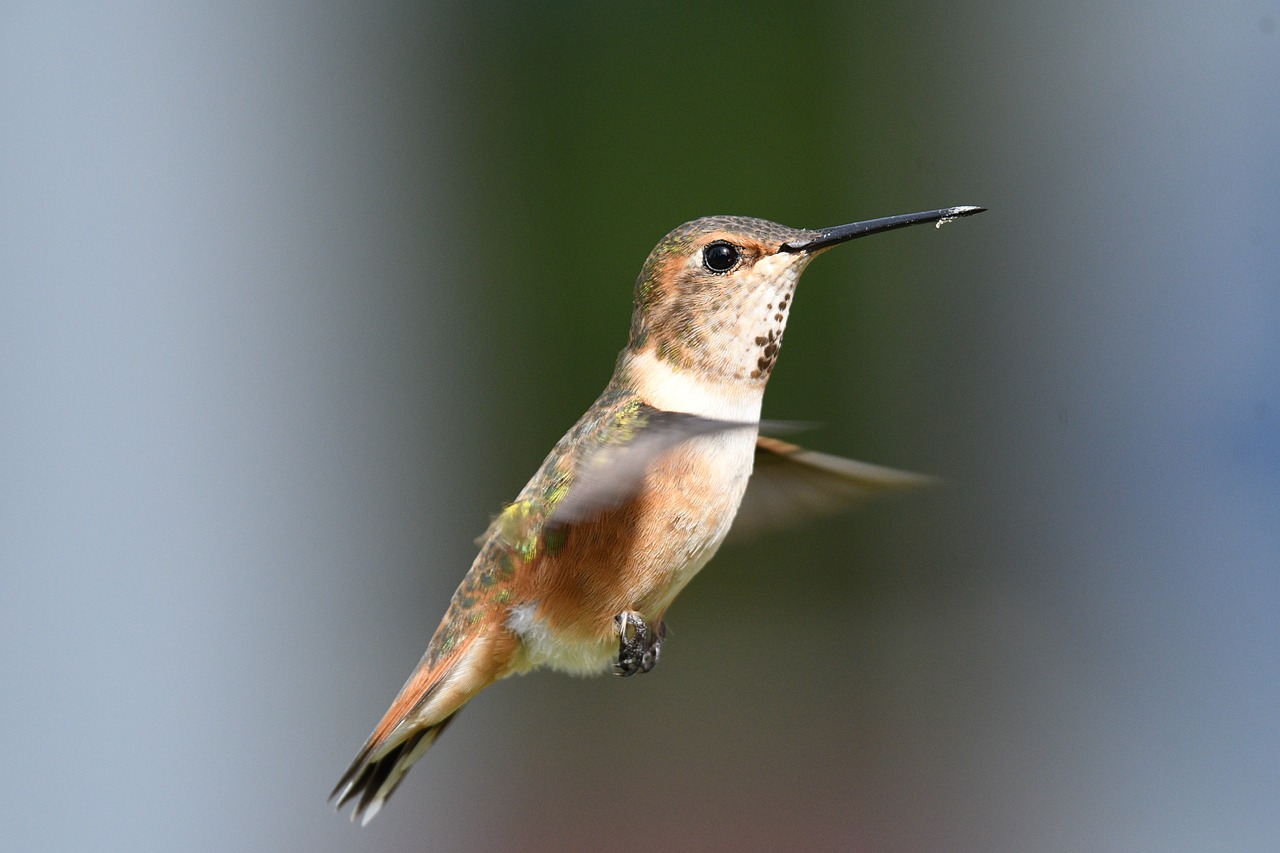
left=933, top=205, right=987, bottom=228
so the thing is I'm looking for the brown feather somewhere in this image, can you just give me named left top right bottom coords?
left=330, top=620, right=520, bottom=824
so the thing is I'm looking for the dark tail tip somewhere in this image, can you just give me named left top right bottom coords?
left=331, top=714, right=458, bottom=825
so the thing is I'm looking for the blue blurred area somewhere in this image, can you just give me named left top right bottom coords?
left=2, top=3, right=1277, bottom=851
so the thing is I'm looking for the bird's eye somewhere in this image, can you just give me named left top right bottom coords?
left=702, top=241, right=740, bottom=273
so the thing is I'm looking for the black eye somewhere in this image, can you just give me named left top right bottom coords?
left=702, top=241, right=740, bottom=273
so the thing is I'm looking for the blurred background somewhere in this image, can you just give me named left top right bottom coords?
left=3, top=2, right=1278, bottom=851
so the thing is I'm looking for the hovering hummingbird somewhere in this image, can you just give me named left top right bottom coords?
left=332, top=205, right=985, bottom=823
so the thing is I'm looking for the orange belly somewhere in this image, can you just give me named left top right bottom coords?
left=508, top=429, right=754, bottom=673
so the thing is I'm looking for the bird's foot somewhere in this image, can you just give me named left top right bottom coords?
left=613, top=611, right=665, bottom=677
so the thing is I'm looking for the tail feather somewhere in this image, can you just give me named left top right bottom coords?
left=331, top=620, right=516, bottom=824
left=330, top=715, right=457, bottom=825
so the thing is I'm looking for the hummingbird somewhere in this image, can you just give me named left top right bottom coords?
left=331, top=205, right=985, bottom=824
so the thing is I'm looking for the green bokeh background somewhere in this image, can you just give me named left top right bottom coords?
left=4, top=3, right=1277, bottom=852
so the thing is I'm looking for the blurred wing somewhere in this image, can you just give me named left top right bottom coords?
left=547, top=408, right=756, bottom=526
left=729, top=435, right=938, bottom=539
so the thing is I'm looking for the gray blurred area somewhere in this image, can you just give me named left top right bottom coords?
left=3, top=3, right=1278, bottom=851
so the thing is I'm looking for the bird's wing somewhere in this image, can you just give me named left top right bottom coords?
left=728, top=435, right=938, bottom=539
left=546, top=406, right=756, bottom=526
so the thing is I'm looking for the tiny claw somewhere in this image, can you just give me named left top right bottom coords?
left=613, top=611, right=665, bottom=677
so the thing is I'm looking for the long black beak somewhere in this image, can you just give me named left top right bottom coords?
left=778, top=205, right=985, bottom=253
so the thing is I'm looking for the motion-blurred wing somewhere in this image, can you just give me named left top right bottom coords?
left=729, top=435, right=938, bottom=539
left=547, top=408, right=756, bottom=526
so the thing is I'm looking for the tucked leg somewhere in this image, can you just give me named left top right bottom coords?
left=613, top=611, right=666, bottom=677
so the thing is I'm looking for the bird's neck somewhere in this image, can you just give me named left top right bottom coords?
left=614, top=346, right=764, bottom=423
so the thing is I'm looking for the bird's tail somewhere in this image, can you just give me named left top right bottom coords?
left=329, top=713, right=458, bottom=825
left=331, top=620, right=517, bottom=825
